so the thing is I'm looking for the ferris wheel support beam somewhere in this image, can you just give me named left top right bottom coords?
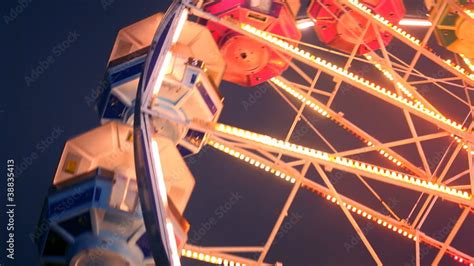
left=432, top=207, right=470, bottom=265
left=272, top=76, right=432, bottom=178
left=207, top=137, right=474, bottom=262
left=379, top=45, right=434, bottom=178
left=412, top=143, right=464, bottom=229
left=257, top=164, right=305, bottom=264
left=314, top=163, right=383, bottom=265
left=336, top=0, right=474, bottom=87
left=400, top=0, right=447, bottom=82
left=390, top=54, right=474, bottom=100
left=330, top=0, right=474, bottom=106
left=365, top=49, right=441, bottom=114
left=399, top=65, right=473, bottom=106
left=320, top=1, right=462, bottom=159
left=413, top=121, right=474, bottom=229
left=187, top=120, right=473, bottom=207
left=408, top=77, right=465, bottom=86
left=322, top=0, right=440, bottom=115
left=272, top=84, right=402, bottom=220
left=285, top=80, right=332, bottom=97
left=186, top=4, right=471, bottom=141
left=334, top=132, right=449, bottom=158
left=468, top=143, right=474, bottom=195
left=325, top=19, right=372, bottom=108
left=257, top=71, right=317, bottom=263
left=270, top=81, right=339, bottom=152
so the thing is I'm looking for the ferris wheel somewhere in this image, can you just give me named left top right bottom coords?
left=34, top=0, right=474, bottom=265
left=133, top=0, right=474, bottom=265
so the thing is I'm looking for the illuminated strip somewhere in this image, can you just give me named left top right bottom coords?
left=361, top=58, right=473, bottom=156
left=270, top=79, right=330, bottom=118
left=453, top=254, right=473, bottom=265
left=270, top=77, right=404, bottom=167
left=240, top=24, right=467, bottom=135
left=172, top=9, right=189, bottom=44
left=363, top=54, right=446, bottom=120
left=181, top=248, right=250, bottom=266
left=207, top=140, right=473, bottom=264
left=181, top=249, right=230, bottom=265
left=461, top=54, right=474, bottom=72
left=364, top=54, right=414, bottom=100
left=208, top=140, right=297, bottom=183
left=153, top=51, right=173, bottom=95
left=151, top=139, right=171, bottom=204
left=296, top=18, right=433, bottom=30
left=208, top=139, right=414, bottom=240
left=343, top=0, right=474, bottom=82
left=465, top=9, right=474, bottom=19
left=212, top=123, right=472, bottom=202
left=451, top=134, right=474, bottom=154
left=151, top=139, right=181, bottom=265
left=398, top=18, right=432, bottom=27
left=324, top=194, right=416, bottom=240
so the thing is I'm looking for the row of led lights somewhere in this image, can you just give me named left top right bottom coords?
left=327, top=194, right=474, bottom=266
left=181, top=248, right=246, bottom=266
left=363, top=55, right=474, bottom=154
left=207, top=139, right=473, bottom=265
left=461, top=54, right=474, bottom=72
left=367, top=141, right=402, bottom=166
left=209, top=139, right=418, bottom=242
left=464, top=9, right=474, bottom=19
left=346, top=0, right=474, bottom=81
left=207, top=139, right=416, bottom=240
left=214, top=124, right=471, bottom=200
left=270, top=77, right=404, bottom=167
left=451, top=134, right=474, bottom=154
left=329, top=154, right=470, bottom=199
left=270, top=77, right=330, bottom=118
left=365, top=55, right=469, bottom=141
left=208, top=140, right=297, bottom=183
left=324, top=194, right=416, bottom=240
left=364, top=54, right=414, bottom=99
left=453, top=254, right=473, bottom=266
left=240, top=24, right=466, bottom=132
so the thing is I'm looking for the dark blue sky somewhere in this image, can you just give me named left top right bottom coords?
left=2, top=0, right=472, bottom=265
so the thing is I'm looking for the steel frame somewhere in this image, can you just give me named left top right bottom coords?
left=149, top=1, right=474, bottom=265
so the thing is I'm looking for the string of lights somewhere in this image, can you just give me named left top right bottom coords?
left=181, top=248, right=249, bottom=266
left=343, top=0, right=474, bottom=84
left=270, top=77, right=405, bottom=168
left=239, top=23, right=469, bottom=139
left=209, top=123, right=472, bottom=205
left=206, top=139, right=473, bottom=265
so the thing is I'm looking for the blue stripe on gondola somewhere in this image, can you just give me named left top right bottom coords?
left=145, top=15, right=175, bottom=89
left=49, top=187, right=95, bottom=216
left=110, top=60, right=146, bottom=87
left=196, top=82, right=218, bottom=115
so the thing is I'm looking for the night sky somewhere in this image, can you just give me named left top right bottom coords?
left=2, top=0, right=473, bottom=266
